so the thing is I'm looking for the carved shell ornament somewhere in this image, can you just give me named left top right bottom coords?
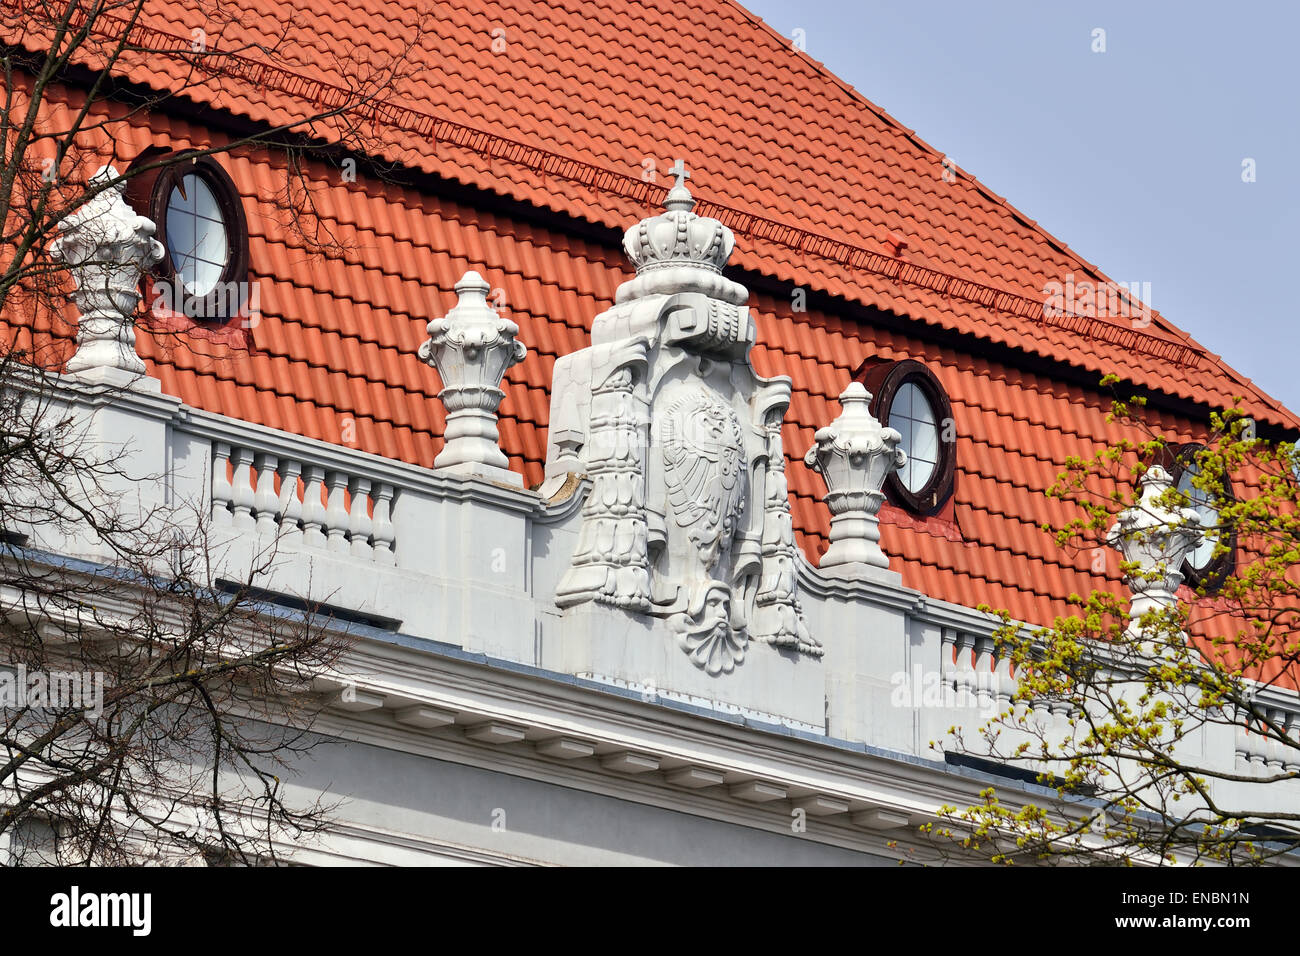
left=659, top=388, right=747, bottom=568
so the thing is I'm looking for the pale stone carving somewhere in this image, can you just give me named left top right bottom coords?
left=1107, top=465, right=1203, bottom=639
left=419, top=270, right=527, bottom=484
left=804, top=382, right=905, bottom=571
left=752, top=393, right=817, bottom=653
left=49, top=166, right=164, bottom=377
left=660, top=387, right=747, bottom=570
left=546, top=162, right=816, bottom=674
left=555, top=340, right=652, bottom=611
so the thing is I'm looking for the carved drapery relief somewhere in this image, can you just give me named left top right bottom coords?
left=753, top=413, right=820, bottom=655
left=555, top=341, right=651, bottom=612
left=545, top=162, right=814, bottom=675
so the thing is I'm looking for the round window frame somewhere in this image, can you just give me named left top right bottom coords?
left=1167, top=441, right=1237, bottom=593
left=145, top=152, right=249, bottom=322
left=859, top=359, right=957, bottom=515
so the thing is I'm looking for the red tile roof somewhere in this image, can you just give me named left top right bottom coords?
left=7, top=2, right=1297, bottom=635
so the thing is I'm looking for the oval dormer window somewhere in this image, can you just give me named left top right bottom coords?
left=1170, top=443, right=1235, bottom=592
left=855, top=358, right=957, bottom=514
left=125, top=148, right=249, bottom=321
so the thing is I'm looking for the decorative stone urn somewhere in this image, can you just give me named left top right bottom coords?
left=419, top=270, right=527, bottom=485
left=49, top=166, right=164, bottom=377
left=803, top=382, right=905, bottom=570
left=1107, top=465, right=1204, bottom=639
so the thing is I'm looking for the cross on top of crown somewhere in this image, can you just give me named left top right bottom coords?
left=667, top=158, right=691, bottom=189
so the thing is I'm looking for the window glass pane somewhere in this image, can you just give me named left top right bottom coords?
left=170, top=177, right=195, bottom=214
left=892, top=381, right=940, bottom=494
left=1177, top=466, right=1218, bottom=571
left=893, top=380, right=913, bottom=420
left=192, top=177, right=221, bottom=221
left=904, top=382, right=935, bottom=427
left=907, top=455, right=936, bottom=491
left=164, top=173, right=229, bottom=299
left=193, top=214, right=227, bottom=268
left=911, top=413, right=939, bottom=463
left=165, top=190, right=194, bottom=264
left=191, top=258, right=224, bottom=296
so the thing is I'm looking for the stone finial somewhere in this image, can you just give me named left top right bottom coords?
left=418, top=270, right=527, bottom=484
left=1107, top=465, right=1204, bottom=638
left=49, top=166, right=164, bottom=378
left=615, top=160, right=746, bottom=306
left=803, top=382, right=905, bottom=570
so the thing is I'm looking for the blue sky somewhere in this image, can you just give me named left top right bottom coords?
left=742, top=0, right=1299, bottom=411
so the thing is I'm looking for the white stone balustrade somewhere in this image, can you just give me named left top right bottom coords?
left=211, top=442, right=396, bottom=564
left=1235, top=702, right=1300, bottom=776
left=938, top=628, right=1018, bottom=718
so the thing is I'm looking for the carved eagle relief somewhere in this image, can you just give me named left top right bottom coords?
left=659, top=388, right=747, bottom=569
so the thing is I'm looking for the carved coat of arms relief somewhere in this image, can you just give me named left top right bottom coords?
left=547, top=163, right=818, bottom=676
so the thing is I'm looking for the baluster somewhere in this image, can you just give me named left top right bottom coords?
left=939, top=628, right=956, bottom=687
left=371, top=483, right=396, bottom=566
left=278, top=459, right=304, bottom=542
left=324, top=471, right=350, bottom=553
left=301, top=466, right=327, bottom=548
left=211, top=442, right=233, bottom=526
left=952, top=632, right=976, bottom=710
left=1247, top=717, right=1268, bottom=774
left=253, top=452, right=279, bottom=535
left=1048, top=698, right=1073, bottom=734
left=1265, top=707, right=1287, bottom=772
left=348, top=476, right=374, bottom=560
left=1283, top=710, right=1300, bottom=773
left=229, top=446, right=256, bottom=530
left=973, top=635, right=995, bottom=713
left=1030, top=688, right=1053, bottom=736
left=1234, top=718, right=1251, bottom=772
left=994, top=651, right=1016, bottom=714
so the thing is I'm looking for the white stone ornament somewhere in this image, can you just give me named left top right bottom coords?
left=804, top=382, right=905, bottom=571
left=545, top=160, right=818, bottom=674
left=1107, top=465, right=1204, bottom=639
left=49, top=166, right=164, bottom=378
left=419, top=270, right=527, bottom=485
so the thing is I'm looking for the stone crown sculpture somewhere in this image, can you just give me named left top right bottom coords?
left=622, top=173, right=734, bottom=275
left=614, top=164, right=749, bottom=308
left=545, top=160, right=818, bottom=675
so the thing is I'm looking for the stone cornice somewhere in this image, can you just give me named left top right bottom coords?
left=317, top=625, right=1074, bottom=852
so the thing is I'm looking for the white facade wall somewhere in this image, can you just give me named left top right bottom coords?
left=6, top=373, right=1295, bottom=865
